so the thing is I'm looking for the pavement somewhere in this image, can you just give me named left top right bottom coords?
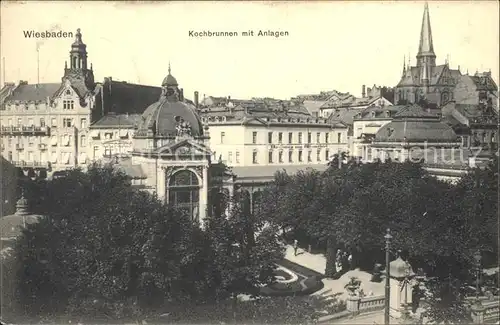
left=285, top=245, right=386, bottom=300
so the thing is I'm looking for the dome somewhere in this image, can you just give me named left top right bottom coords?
left=162, top=74, right=178, bottom=87
left=136, top=98, right=203, bottom=137
left=389, top=257, right=415, bottom=279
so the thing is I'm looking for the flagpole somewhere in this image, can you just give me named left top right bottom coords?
left=37, top=47, right=40, bottom=85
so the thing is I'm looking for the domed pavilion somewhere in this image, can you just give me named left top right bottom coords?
left=126, top=65, right=212, bottom=224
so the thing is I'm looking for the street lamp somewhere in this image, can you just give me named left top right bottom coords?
left=384, top=228, right=392, bottom=325
left=473, top=250, right=482, bottom=301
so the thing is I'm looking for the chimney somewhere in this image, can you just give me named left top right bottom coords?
left=194, top=91, right=199, bottom=108
left=362, top=85, right=366, bottom=98
left=180, top=88, right=184, bottom=101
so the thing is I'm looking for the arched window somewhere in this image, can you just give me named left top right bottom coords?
left=441, top=91, right=450, bottom=105
left=168, top=170, right=200, bottom=222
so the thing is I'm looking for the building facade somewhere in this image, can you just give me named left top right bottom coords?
left=1, top=29, right=96, bottom=175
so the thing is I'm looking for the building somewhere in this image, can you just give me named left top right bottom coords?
left=453, top=71, right=498, bottom=108
left=351, top=104, right=409, bottom=159
left=368, top=104, right=475, bottom=182
left=292, top=90, right=352, bottom=117
left=319, top=86, right=393, bottom=119
left=394, top=3, right=462, bottom=107
left=0, top=29, right=164, bottom=175
left=0, top=157, right=18, bottom=217
left=199, top=97, right=348, bottom=184
left=112, top=68, right=212, bottom=225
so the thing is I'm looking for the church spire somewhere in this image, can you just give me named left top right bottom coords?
left=416, top=2, right=436, bottom=67
left=402, top=55, right=406, bottom=75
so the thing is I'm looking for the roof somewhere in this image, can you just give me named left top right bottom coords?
left=394, top=104, right=436, bottom=118
left=0, top=214, right=41, bottom=239
left=354, top=105, right=408, bottom=120
left=374, top=118, right=458, bottom=143
left=320, top=95, right=381, bottom=110
left=470, top=74, right=498, bottom=92
left=327, top=107, right=366, bottom=126
left=104, top=80, right=162, bottom=115
left=232, top=164, right=329, bottom=180
left=136, top=96, right=203, bottom=137
left=4, top=83, right=60, bottom=102
left=91, top=113, right=142, bottom=128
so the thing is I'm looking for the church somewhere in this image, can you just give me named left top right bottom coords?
left=393, top=3, right=462, bottom=107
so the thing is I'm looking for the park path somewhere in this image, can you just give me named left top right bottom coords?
left=284, top=245, right=386, bottom=301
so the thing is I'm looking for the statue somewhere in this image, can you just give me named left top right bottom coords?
left=175, top=116, right=191, bottom=137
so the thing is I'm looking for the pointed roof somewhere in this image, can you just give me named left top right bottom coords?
left=417, top=2, right=435, bottom=58
left=71, top=28, right=86, bottom=48
left=393, top=104, right=436, bottom=119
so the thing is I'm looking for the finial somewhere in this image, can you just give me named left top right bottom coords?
left=168, top=61, right=171, bottom=75
left=65, top=61, right=67, bottom=69
left=77, top=28, right=81, bottom=34
left=91, top=62, right=93, bottom=70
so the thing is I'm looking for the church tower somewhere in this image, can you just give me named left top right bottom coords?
left=63, top=28, right=95, bottom=89
left=416, top=2, right=436, bottom=91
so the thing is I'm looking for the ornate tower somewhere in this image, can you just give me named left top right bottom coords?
left=161, top=63, right=184, bottom=101
left=63, top=28, right=95, bottom=89
left=416, top=2, right=436, bottom=91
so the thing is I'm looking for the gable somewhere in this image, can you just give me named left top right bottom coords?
left=156, top=139, right=212, bottom=158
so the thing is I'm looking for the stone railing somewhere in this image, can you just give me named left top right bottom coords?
left=345, top=294, right=385, bottom=316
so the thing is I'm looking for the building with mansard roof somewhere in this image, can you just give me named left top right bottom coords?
left=0, top=29, right=162, bottom=177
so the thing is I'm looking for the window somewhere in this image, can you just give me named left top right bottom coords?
left=325, top=133, right=329, bottom=143
left=168, top=170, right=200, bottom=223
left=8, top=119, right=12, bottom=126
left=8, top=151, right=12, bottom=161
left=252, top=132, right=257, bottom=144
left=298, top=133, right=302, bottom=144
left=279, top=150, right=283, bottom=163
left=288, top=150, right=293, bottom=163
left=316, top=149, right=321, bottom=162
left=316, top=132, right=321, bottom=143
left=17, top=118, right=22, bottom=126
left=81, top=135, right=86, bottom=147
left=81, top=118, right=87, bottom=129
left=298, top=150, right=303, bottom=162
left=307, top=150, right=312, bottom=162
left=278, top=132, right=283, bottom=144
left=28, top=137, right=34, bottom=146
left=28, top=151, right=33, bottom=161
left=220, top=132, right=225, bottom=144
left=325, top=149, right=330, bottom=161
left=8, top=136, right=12, bottom=145
left=63, top=118, right=72, bottom=127
left=492, top=133, right=496, bottom=143
left=104, top=147, right=112, bottom=157
left=307, top=132, right=312, bottom=144
left=235, top=151, right=240, bottom=163
left=28, top=118, right=34, bottom=126
left=68, top=135, right=73, bottom=146
left=252, top=150, right=258, bottom=164
left=228, top=151, right=233, bottom=163
left=288, top=132, right=293, bottom=144
left=268, top=150, right=273, bottom=163
left=51, top=118, right=57, bottom=127
left=40, top=118, right=45, bottom=127
left=148, top=139, right=154, bottom=149
left=63, top=100, right=75, bottom=110
left=268, top=132, right=273, bottom=144
left=337, top=132, right=342, bottom=143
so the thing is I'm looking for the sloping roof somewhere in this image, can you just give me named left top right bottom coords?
left=0, top=214, right=41, bottom=239
left=105, top=80, right=162, bottom=115
left=4, top=83, right=60, bottom=102
left=91, top=113, right=142, bottom=128
left=109, top=158, right=147, bottom=179
left=327, top=108, right=366, bottom=126
left=470, top=74, right=498, bottom=91
left=355, top=105, right=407, bottom=120
left=394, top=104, right=436, bottom=118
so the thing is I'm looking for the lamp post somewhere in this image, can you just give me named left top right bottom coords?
left=474, top=250, right=482, bottom=301
left=384, top=228, right=392, bottom=325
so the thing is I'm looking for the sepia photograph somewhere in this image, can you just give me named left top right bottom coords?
left=0, top=1, right=498, bottom=324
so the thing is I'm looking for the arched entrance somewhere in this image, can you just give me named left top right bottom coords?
left=168, top=169, right=200, bottom=222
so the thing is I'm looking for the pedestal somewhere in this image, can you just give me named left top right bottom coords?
left=346, top=296, right=360, bottom=315
left=470, top=301, right=485, bottom=324
left=389, top=278, right=414, bottom=318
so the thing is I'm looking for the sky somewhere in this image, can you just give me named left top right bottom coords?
left=0, top=1, right=498, bottom=100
